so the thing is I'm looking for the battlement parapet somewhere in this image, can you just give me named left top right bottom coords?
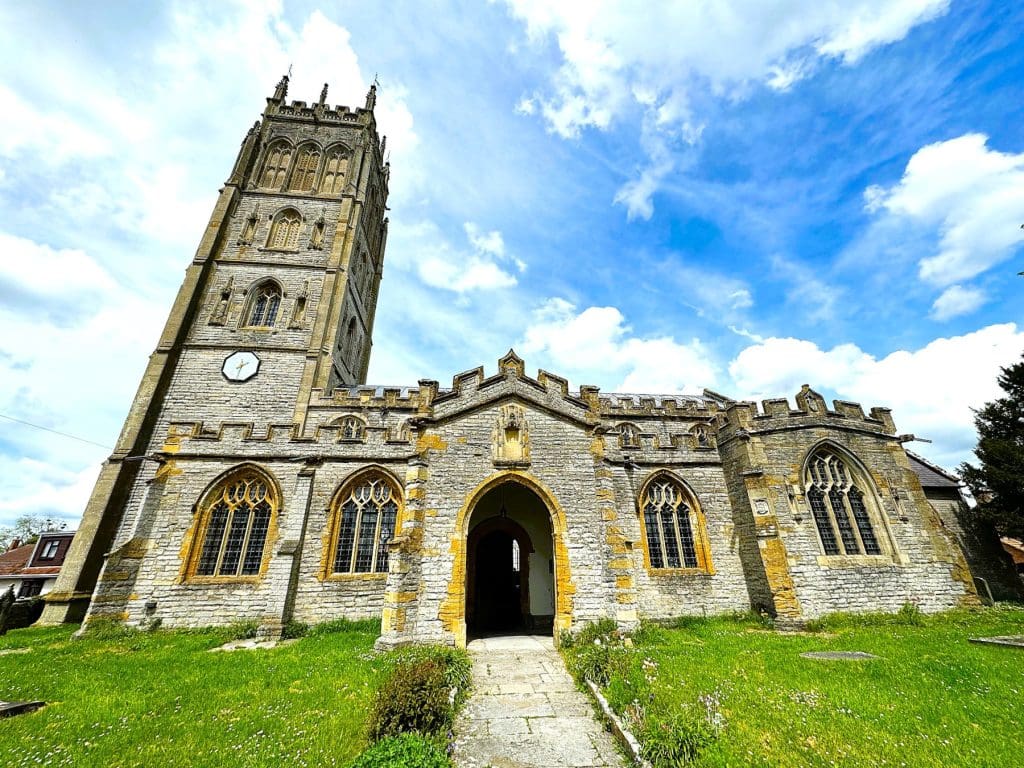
left=166, top=417, right=415, bottom=452
left=718, top=384, right=896, bottom=437
left=595, top=392, right=717, bottom=419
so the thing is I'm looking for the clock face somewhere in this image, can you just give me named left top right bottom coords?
left=222, top=351, right=260, bottom=382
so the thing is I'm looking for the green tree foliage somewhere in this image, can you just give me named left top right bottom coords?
left=0, top=514, right=67, bottom=550
left=960, top=356, right=1024, bottom=539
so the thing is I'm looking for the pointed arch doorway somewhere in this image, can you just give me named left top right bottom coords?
left=466, top=480, right=556, bottom=638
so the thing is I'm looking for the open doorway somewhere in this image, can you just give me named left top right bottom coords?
left=466, top=481, right=554, bottom=638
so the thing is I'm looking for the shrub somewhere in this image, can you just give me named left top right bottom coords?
left=282, top=620, right=309, bottom=639
left=367, top=657, right=454, bottom=741
left=348, top=733, right=449, bottom=768
left=641, top=710, right=718, bottom=767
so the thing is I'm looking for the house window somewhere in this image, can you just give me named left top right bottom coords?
left=246, top=282, right=281, bottom=328
left=18, top=580, right=43, bottom=598
left=289, top=145, right=321, bottom=192
left=267, top=209, right=302, bottom=250
left=40, top=540, right=60, bottom=559
left=640, top=476, right=710, bottom=571
left=805, top=450, right=883, bottom=556
left=618, top=423, right=640, bottom=448
left=258, top=142, right=292, bottom=189
left=329, top=473, right=401, bottom=574
left=191, top=468, right=278, bottom=579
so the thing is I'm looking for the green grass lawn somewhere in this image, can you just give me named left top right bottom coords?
left=587, top=605, right=1024, bottom=768
left=0, top=621, right=383, bottom=768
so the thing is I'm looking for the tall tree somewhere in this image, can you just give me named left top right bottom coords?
left=960, top=356, right=1024, bottom=539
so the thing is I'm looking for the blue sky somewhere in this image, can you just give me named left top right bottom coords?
left=1, top=0, right=1022, bottom=529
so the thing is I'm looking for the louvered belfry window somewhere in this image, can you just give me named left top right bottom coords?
left=806, top=451, right=882, bottom=556
left=332, top=474, right=400, bottom=574
left=195, top=470, right=276, bottom=577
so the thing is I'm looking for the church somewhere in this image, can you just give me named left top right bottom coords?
left=37, top=77, right=982, bottom=647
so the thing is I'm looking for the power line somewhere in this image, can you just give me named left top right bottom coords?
left=0, top=413, right=113, bottom=450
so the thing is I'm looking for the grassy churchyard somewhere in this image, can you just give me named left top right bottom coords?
left=0, top=607, right=1022, bottom=767
left=564, top=605, right=1024, bottom=767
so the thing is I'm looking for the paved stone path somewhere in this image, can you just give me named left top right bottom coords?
left=452, top=635, right=628, bottom=768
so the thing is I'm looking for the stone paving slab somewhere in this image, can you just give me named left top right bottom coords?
left=969, top=635, right=1024, bottom=648
left=452, top=635, right=627, bottom=768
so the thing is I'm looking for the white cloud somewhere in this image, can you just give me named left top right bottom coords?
left=728, top=323, right=1024, bottom=466
left=519, top=298, right=719, bottom=393
left=865, top=134, right=1024, bottom=288
left=503, top=0, right=948, bottom=214
left=395, top=219, right=523, bottom=294
left=930, top=284, right=986, bottom=321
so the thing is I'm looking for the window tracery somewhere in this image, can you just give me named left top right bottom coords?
left=191, top=468, right=277, bottom=579
left=321, top=148, right=347, bottom=194
left=329, top=472, right=401, bottom=574
left=336, top=415, right=365, bottom=441
left=246, top=282, right=281, bottom=328
left=290, top=145, right=321, bottom=192
left=640, top=476, right=709, bottom=571
left=267, top=208, right=301, bottom=250
left=805, top=449, right=883, bottom=556
left=258, top=142, right=292, bottom=189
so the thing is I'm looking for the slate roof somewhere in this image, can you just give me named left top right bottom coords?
left=907, top=451, right=961, bottom=489
left=0, top=544, right=34, bottom=576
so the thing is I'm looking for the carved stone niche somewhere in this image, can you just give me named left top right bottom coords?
left=492, top=403, right=530, bottom=467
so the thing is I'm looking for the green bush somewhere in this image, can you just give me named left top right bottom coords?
left=367, top=657, right=454, bottom=741
left=348, top=733, right=449, bottom=768
left=641, top=710, right=718, bottom=767
left=282, top=620, right=309, bottom=639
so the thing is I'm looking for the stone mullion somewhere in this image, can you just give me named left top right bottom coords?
left=841, top=491, right=868, bottom=555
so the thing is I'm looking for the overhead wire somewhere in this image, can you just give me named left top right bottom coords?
left=0, top=413, right=113, bottom=450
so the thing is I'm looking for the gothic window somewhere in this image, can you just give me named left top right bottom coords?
left=321, top=148, right=347, bottom=194
left=329, top=472, right=401, bottom=575
left=618, top=423, right=640, bottom=449
left=258, top=141, right=292, bottom=189
left=289, top=144, right=321, bottom=192
left=246, top=282, right=281, bottom=328
left=190, top=467, right=278, bottom=579
left=267, top=208, right=302, bottom=250
left=640, top=475, right=710, bottom=571
left=805, top=449, right=883, bottom=556
left=336, top=415, right=366, bottom=441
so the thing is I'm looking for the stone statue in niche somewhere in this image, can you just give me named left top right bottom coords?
left=692, top=423, right=713, bottom=449
left=309, top=208, right=326, bottom=250
left=289, top=280, right=309, bottom=328
left=492, top=403, right=530, bottom=466
left=209, top=276, right=233, bottom=325
left=239, top=205, right=259, bottom=245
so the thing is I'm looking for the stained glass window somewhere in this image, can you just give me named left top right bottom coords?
left=641, top=478, right=702, bottom=570
left=194, top=470, right=276, bottom=578
left=805, top=450, right=883, bottom=556
left=247, top=283, right=281, bottom=327
left=331, top=474, right=401, bottom=574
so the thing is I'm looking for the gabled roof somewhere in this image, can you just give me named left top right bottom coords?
left=906, top=450, right=961, bottom=489
left=0, top=544, right=34, bottom=576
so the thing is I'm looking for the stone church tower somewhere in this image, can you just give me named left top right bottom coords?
left=40, top=76, right=389, bottom=623
left=42, top=79, right=980, bottom=641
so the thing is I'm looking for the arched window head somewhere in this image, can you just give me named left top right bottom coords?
left=289, top=145, right=321, bottom=192
left=321, top=148, right=348, bottom=194
left=618, top=423, right=640, bottom=449
left=805, top=448, right=882, bottom=556
left=246, top=282, right=281, bottom=328
left=640, top=476, right=711, bottom=571
left=259, top=142, right=292, bottom=189
left=267, top=208, right=302, bottom=250
left=336, top=415, right=365, bottom=441
left=191, top=468, right=278, bottom=579
left=329, top=471, right=401, bottom=574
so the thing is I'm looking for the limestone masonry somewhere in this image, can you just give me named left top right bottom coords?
left=39, top=78, right=988, bottom=645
